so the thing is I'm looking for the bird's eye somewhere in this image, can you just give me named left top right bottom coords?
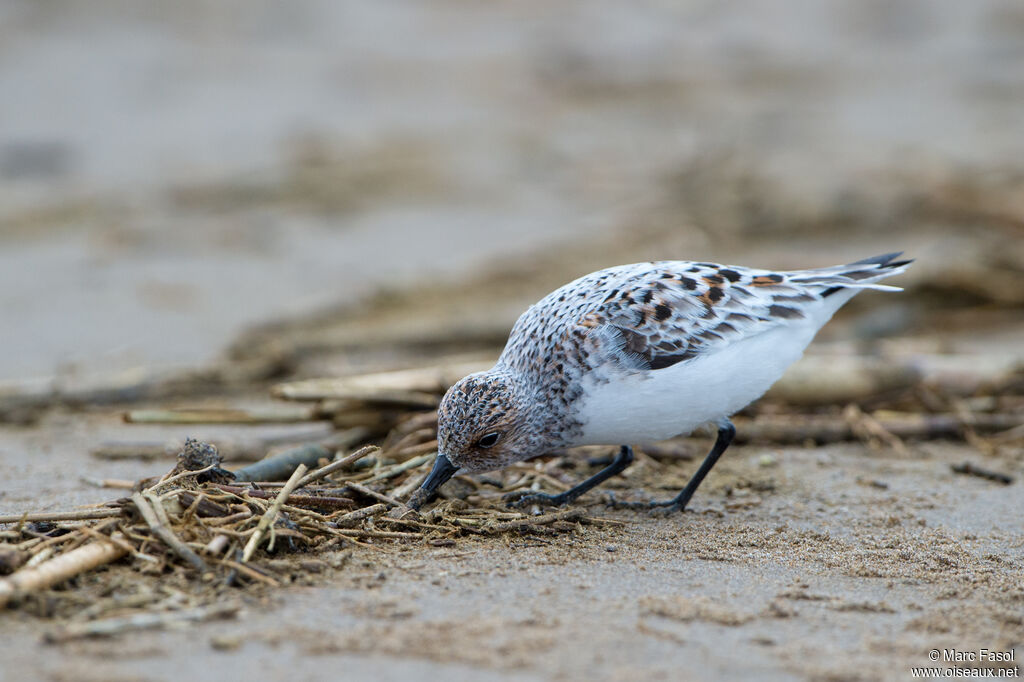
left=477, top=432, right=501, bottom=448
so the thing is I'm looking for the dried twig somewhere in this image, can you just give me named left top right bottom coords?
left=220, top=559, right=282, bottom=586
left=203, top=510, right=253, bottom=527
left=363, top=453, right=434, bottom=484
left=951, top=462, right=1014, bottom=485
left=0, top=534, right=129, bottom=609
left=242, top=464, right=307, bottom=562
left=384, top=411, right=439, bottom=448
left=0, top=509, right=123, bottom=525
left=343, top=481, right=403, bottom=507
left=388, top=441, right=439, bottom=462
left=204, top=535, right=231, bottom=557
left=296, top=445, right=379, bottom=488
left=320, top=389, right=440, bottom=408
left=211, top=486, right=355, bottom=512
left=78, top=526, right=147, bottom=561
left=331, top=503, right=389, bottom=528
left=391, top=469, right=429, bottom=501
left=384, top=427, right=436, bottom=456
left=44, top=603, right=240, bottom=642
left=485, top=509, right=586, bottom=533
left=145, top=464, right=218, bottom=494
left=273, top=359, right=492, bottom=401
left=80, top=476, right=136, bottom=489
left=124, top=405, right=320, bottom=424
left=330, top=528, right=421, bottom=540
left=130, top=493, right=207, bottom=573
left=844, top=404, right=908, bottom=454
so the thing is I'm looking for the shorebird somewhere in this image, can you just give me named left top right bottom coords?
left=408, top=253, right=912, bottom=512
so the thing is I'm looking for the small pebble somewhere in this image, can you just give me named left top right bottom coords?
left=325, top=551, right=351, bottom=569
left=430, top=538, right=456, bottom=547
left=210, top=634, right=242, bottom=652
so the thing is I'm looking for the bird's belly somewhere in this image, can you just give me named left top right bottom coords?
left=573, top=322, right=818, bottom=445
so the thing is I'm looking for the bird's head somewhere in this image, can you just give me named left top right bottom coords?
left=408, top=368, right=548, bottom=508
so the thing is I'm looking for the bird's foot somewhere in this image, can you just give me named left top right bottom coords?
left=605, top=492, right=686, bottom=514
left=648, top=501, right=685, bottom=517
left=502, top=490, right=568, bottom=509
left=603, top=491, right=651, bottom=510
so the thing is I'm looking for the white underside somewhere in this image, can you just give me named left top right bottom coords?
left=573, top=294, right=852, bottom=444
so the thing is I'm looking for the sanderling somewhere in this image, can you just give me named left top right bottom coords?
left=408, top=252, right=912, bottom=512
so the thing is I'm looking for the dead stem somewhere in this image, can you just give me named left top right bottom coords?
left=219, top=559, right=281, bottom=586
left=204, top=535, right=231, bottom=557
left=362, top=453, right=434, bottom=484
left=343, top=481, right=404, bottom=507
left=330, top=528, right=422, bottom=540
left=484, top=509, right=586, bottom=533
left=124, top=405, right=320, bottom=424
left=296, top=445, right=379, bottom=488
left=332, top=503, right=389, bottom=528
left=951, top=461, right=1014, bottom=485
left=0, top=509, right=123, bottom=525
left=80, top=477, right=136, bottom=489
left=43, top=603, right=240, bottom=642
left=0, top=533, right=129, bottom=609
left=211, top=486, right=355, bottom=512
left=242, top=464, right=307, bottom=562
left=146, top=463, right=218, bottom=493
left=130, top=492, right=208, bottom=573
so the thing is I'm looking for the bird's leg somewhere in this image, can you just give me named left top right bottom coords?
left=606, top=419, right=737, bottom=509
left=664, top=420, right=735, bottom=511
left=610, top=420, right=735, bottom=512
left=504, top=445, right=634, bottom=509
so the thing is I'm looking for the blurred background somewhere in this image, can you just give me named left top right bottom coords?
left=2, top=5, right=1023, bottom=679
left=1, top=0, right=1022, bottom=395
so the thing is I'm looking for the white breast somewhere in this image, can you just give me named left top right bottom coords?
left=573, top=319, right=822, bottom=445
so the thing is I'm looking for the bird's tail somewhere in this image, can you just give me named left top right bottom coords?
left=788, top=252, right=913, bottom=295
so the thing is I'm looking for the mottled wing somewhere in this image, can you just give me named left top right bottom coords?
left=572, top=262, right=800, bottom=374
left=500, top=253, right=910, bottom=381
left=573, top=253, right=910, bottom=376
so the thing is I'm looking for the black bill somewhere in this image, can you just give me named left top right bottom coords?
left=406, top=453, right=458, bottom=510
